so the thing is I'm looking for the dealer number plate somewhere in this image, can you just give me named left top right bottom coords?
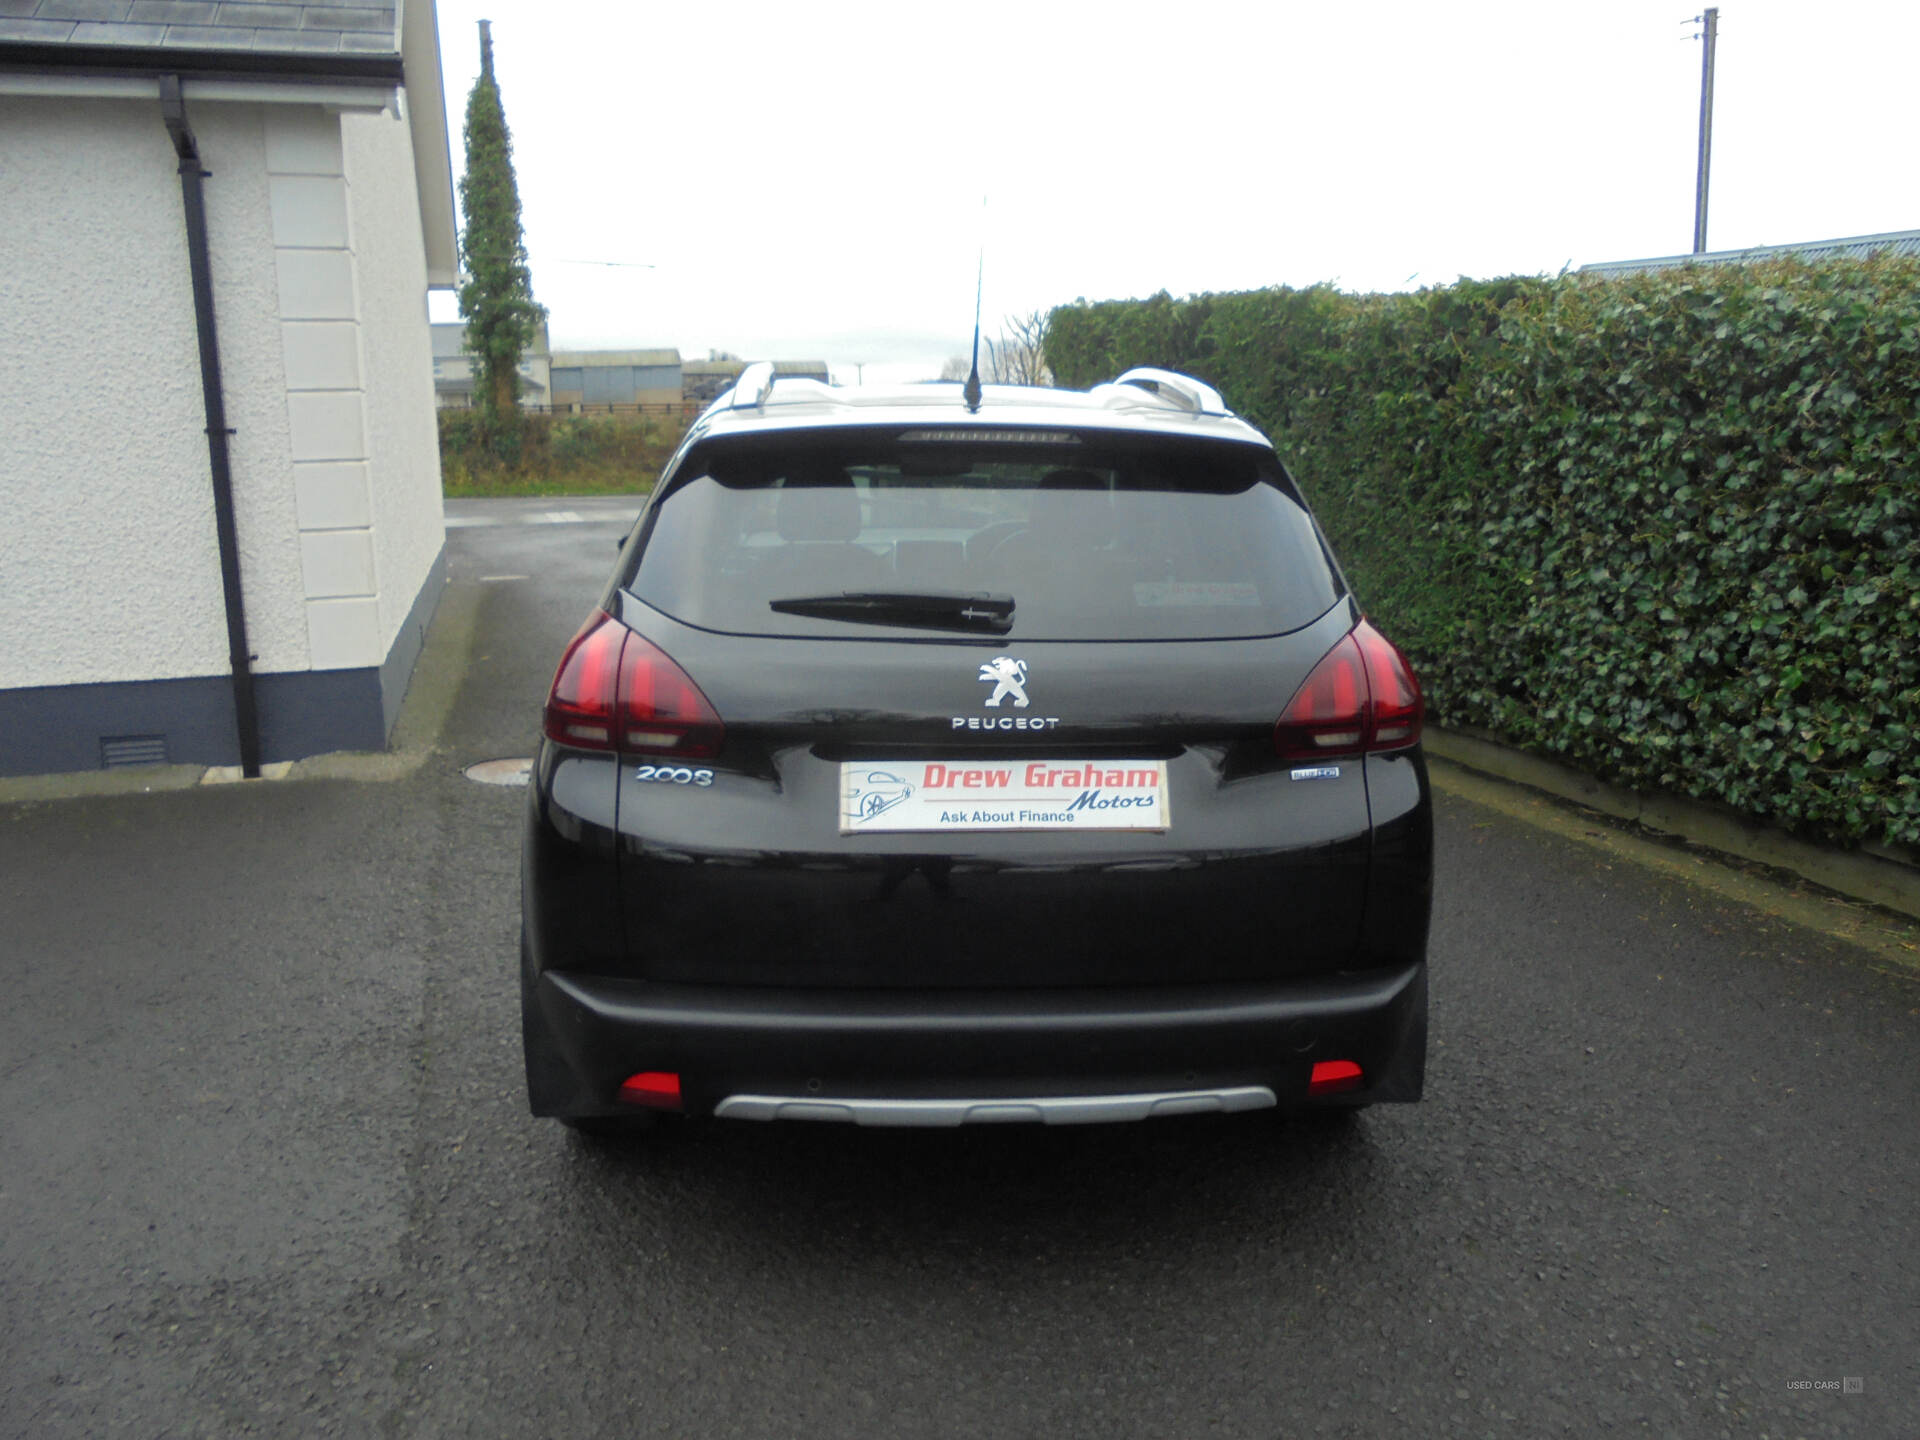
left=839, top=759, right=1169, bottom=834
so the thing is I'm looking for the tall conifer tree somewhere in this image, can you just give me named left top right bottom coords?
left=456, top=21, right=543, bottom=425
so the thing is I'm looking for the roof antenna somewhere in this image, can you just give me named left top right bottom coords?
left=963, top=196, right=985, bottom=412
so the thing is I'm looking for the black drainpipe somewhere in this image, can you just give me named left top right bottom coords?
left=160, top=75, right=261, bottom=777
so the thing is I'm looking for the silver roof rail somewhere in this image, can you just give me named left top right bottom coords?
left=1111, top=367, right=1229, bottom=416
left=760, top=376, right=839, bottom=404
left=728, top=360, right=777, bottom=410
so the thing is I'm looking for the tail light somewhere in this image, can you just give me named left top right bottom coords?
left=1308, top=1059, right=1365, bottom=1096
left=542, top=611, right=724, bottom=757
left=618, top=1071, right=684, bottom=1110
left=1273, top=618, right=1423, bottom=761
left=1360, top=621, right=1422, bottom=748
left=543, top=612, right=625, bottom=749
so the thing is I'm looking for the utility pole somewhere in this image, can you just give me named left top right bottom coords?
left=1693, top=7, right=1719, bottom=254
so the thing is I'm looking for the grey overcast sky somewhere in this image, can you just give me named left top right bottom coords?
left=425, top=0, right=1920, bottom=381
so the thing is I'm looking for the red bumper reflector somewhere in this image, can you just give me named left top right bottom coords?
left=618, top=1071, right=683, bottom=1109
left=1308, top=1059, right=1364, bottom=1096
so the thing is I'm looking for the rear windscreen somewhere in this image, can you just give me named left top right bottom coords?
left=628, top=433, right=1343, bottom=640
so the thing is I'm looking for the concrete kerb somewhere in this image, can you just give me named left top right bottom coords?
left=0, top=579, right=483, bottom=804
left=1426, top=729, right=1920, bottom=975
left=1424, top=727, right=1920, bottom=923
left=288, top=578, right=482, bottom=783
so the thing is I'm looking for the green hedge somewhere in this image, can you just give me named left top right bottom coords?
left=438, top=409, right=684, bottom=497
left=1049, top=259, right=1920, bottom=850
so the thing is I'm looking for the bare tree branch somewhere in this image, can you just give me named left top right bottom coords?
left=982, top=310, right=1053, bottom=387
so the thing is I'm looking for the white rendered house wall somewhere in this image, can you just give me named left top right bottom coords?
left=340, top=104, right=446, bottom=677
left=0, top=96, right=309, bottom=689
left=0, top=94, right=446, bottom=774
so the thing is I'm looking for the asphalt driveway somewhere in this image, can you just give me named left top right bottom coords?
left=2, top=499, right=1915, bottom=1438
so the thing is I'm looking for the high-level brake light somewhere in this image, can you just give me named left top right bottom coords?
left=1273, top=619, right=1423, bottom=762
left=542, top=611, right=724, bottom=757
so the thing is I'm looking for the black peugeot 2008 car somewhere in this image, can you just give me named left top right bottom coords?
left=522, top=365, right=1431, bottom=1133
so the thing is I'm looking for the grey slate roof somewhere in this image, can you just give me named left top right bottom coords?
left=1582, top=228, right=1920, bottom=278
left=551, top=350, right=684, bottom=370
left=0, top=0, right=399, bottom=56
left=683, top=358, right=831, bottom=378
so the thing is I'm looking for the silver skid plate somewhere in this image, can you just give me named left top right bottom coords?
left=714, top=1086, right=1276, bottom=1127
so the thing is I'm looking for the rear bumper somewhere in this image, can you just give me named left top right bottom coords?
left=529, top=961, right=1427, bottom=1119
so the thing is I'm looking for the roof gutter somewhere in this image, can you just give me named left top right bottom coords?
left=0, top=25, right=457, bottom=288
left=0, top=42, right=403, bottom=114
left=160, top=73, right=262, bottom=778
left=0, top=40, right=403, bottom=84
left=0, top=71, right=398, bottom=108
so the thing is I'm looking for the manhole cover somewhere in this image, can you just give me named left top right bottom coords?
left=465, top=757, right=533, bottom=786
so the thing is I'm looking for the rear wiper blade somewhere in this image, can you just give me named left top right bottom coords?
left=768, top=590, right=1015, bottom=634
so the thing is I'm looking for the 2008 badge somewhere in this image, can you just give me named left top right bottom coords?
left=635, top=765, right=714, bottom=787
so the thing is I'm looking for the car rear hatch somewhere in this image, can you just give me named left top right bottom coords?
left=604, top=426, right=1379, bottom=990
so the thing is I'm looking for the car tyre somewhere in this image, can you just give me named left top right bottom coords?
left=1303, top=1103, right=1367, bottom=1129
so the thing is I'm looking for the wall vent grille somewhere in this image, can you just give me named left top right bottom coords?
left=101, top=735, right=169, bottom=769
